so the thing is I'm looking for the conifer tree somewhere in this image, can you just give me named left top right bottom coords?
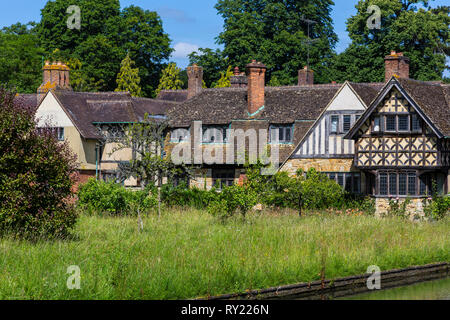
left=115, top=53, right=142, bottom=97
left=155, top=63, right=184, bottom=96
left=214, top=66, right=234, bottom=88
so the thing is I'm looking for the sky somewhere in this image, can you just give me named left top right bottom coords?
left=0, top=0, right=448, bottom=71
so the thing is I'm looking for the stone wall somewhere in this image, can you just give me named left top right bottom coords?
left=281, top=158, right=357, bottom=175
left=375, top=197, right=425, bottom=219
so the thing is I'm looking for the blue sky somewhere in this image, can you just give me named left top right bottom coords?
left=0, top=0, right=448, bottom=71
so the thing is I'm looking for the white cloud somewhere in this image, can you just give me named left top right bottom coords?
left=172, top=42, right=200, bottom=59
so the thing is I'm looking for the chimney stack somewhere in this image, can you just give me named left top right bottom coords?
left=384, top=51, right=410, bottom=81
left=230, top=67, right=248, bottom=88
left=37, top=61, right=72, bottom=104
left=298, top=66, right=314, bottom=86
left=187, top=64, right=203, bottom=99
left=246, top=60, right=266, bottom=116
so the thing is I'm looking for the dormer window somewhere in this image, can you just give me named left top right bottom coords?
left=330, top=116, right=339, bottom=134
left=269, top=124, right=293, bottom=143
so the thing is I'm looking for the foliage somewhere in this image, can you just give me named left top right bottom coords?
left=77, top=179, right=157, bottom=215
left=115, top=53, right=142, bottom=97
left=214, top=66, right=234, bottom=88
left=155, top=63, right=184, bottom=96
left=330, top=0, right=449, bottom=82
left=0, top=23, right=44, bottom=93
left=387, top=197, right=411, bottom=218
left=0, top=87, right=78, bottom=239
left=208, top=184, right=258, bottom=221
left=161, top=183, right=219, bottom=210
left=188, top=48, right=229, bottom=88
left=423, top=194, right=450, bottom=221
left=214, top=0, right=338, bottom=84
left=37, top=1, right=173, bottom=96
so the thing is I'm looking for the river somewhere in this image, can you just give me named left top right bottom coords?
left=340, top=278, right=450, bottom=300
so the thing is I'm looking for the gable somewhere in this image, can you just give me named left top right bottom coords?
left=35, top=92, right=75, bottom=128
left=287, top=83, right=368, bottom=159
left=346, top=79, right=445, bottom=140
left=328, top=83, right=366, bottom=111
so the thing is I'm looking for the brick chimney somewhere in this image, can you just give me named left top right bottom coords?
left=298, top=66, right=314, bottom=86
left=230, top=67, right=248, bottom=88
left=385, top=51, right=410, bottom=81
left=246, top=60, right=266, bottom=116
left=37, top=61, right=72, bottom=103
left=187, top=64, right=203, bottom=99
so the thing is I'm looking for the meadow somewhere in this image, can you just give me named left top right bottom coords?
left=0, top=209, right=449, bottom=300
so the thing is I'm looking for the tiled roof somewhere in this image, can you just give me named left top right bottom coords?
left=50, top=91, right=174, bottom=139
left=167, top=85, right=341, bottom=127
left=397, top=78, right=450, bottom=137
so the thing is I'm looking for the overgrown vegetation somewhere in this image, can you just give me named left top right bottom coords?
left=0, top=210, right=448, bottom=299
left=0, top=88, right=78, bottom=239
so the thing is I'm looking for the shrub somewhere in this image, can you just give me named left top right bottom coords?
left=423, top=195, right=450, bottom=220
left=208, top=184, right=257, bottom=221
left=161, top=183, right=219, bottom=209
left=256, top=168, right=346, bottom=211
left=78, top=179, right=157, bottom=215
left=0, top=88, right=78, bottom=239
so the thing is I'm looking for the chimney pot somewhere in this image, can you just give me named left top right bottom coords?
left=298, top=66, right=314, bottom=86
left=234, top=67, right=240, bottom=76
left=385, top=51, right=410, bottom=81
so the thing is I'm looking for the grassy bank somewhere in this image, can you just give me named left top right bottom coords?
left=0, top=210, right=449, bottom=299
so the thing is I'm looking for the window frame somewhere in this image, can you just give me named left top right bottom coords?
left=377, top=171, right=420, bottom=196
left=325, top=172, right=362, bottom=194
left=343, top=115, right=352, bottom=133
left=212, top=169, right=235, bottom=190
left=330, top=115, right=339, bottom=134
left=269, top=124, right=294, bottom=144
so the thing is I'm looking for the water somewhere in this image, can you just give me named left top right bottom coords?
left=341, top=278, right=450, bottom=300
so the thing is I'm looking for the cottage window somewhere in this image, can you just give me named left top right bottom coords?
left=378, top=171, right=420, bottom=196
left=412, top=114, right=421, bottom=132
left=379, top=173, right=388, bottom=195
left=330, top=116, right=339, bottom=134
left=269, top=125, right=293, bottom=143
left=343, top=115, right=352, bottom=133
left=398, top=115, right=409, bottom=132
left=37, top=127, right=65, bottom=141
left=385, top=115, right=396, bottom=131
left=325, top=172, right=361, bottom=194
left=212, top=169, right=235, bottom=190
left=373, top=117, right=381, bottom=132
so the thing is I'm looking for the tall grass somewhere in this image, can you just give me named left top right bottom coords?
left=0, top=209, right=448, bottom=300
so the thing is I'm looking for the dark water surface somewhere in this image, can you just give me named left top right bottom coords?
left=341, top=278, right=450, bottom=300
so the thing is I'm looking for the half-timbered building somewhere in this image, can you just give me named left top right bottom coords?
left=345, top=77, right=450, bottom=213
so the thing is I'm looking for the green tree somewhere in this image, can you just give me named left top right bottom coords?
left=188, top=48, right=229, bottom=88
left=214, top=66, right=234, bottom=88
left=0, top=87, right=78, bottom=239
left=115, top=53, right=142, bottom=97
left=0, top=23, right=44, bottom=93
left=214, top=0, right=338, bottom=84
left=38, top=1, right=172, bottom=96
left=155, top=63, right=184, bottom=96
left=332, top=1, right=449, bottom=82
